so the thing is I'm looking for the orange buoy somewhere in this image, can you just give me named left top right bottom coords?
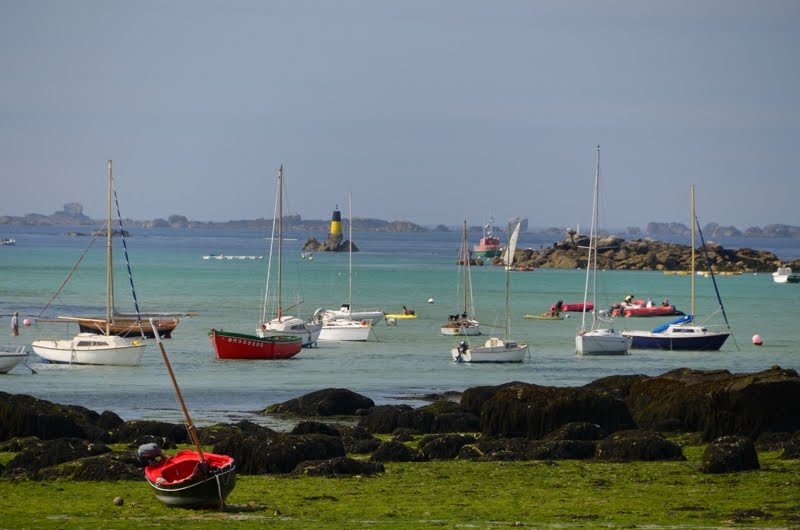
left=752, top=335, right=763, bottom=346
left=23, top=318, right=32, bottom=326
left=361, top=320, right=368, bottom=327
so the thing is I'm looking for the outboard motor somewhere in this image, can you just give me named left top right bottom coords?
left=137, top=442, right=163, bottom=465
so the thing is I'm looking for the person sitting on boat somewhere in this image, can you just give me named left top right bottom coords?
left=551, top=300, right=564, bottom=317
left=624, top=294, right=634, bottom=306
left=402, top=306, right=408, bottom=315
left=662, top=298, right=670, bottom=307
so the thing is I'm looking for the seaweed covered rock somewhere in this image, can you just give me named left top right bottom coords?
left=627, top=367, right=800, bottom=441
left=198, top=419, right=275, bottom=446
left=369, top=440, right=423, bottom=462
left=3, top=438, right=112, bottom=478
left=357, top=402, right=478, bottom=435
left=545, top=422, right=608, bottom=442
left=292, top=456, right=384, bottom=477
left=213, top=431, right=345, bottom=475
left=36, top=451, right=143, bottom=481
left=460, top=382, right=524, bottom=416
left=338, top=425, right=380, bottom=454
left=267, top=388, right=374, bottom=416
left=357, top=405, right=414, bottom=433
left=111, top=420, right=188, bottom=445
left=0, top=393, right=112, bottom=442
left=292, top=420, right=341, bottom=437
left=701, top=435, right=759, bottom=473
left=595, top=430, right=685, bottom=462
left=530, top=440, right=597, bottom=460
left=582, top=374, right=649, bottom=401
left=780, top=433, right=800, bottom=459
left=478, top=383, right=635, bottom=439
left=417, top=433, right=477, bottom=460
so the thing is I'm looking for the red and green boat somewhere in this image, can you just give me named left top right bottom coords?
left=209, top=328, right=302, bottom=360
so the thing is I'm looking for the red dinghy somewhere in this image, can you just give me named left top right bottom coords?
left=613, top=305, right=685, bottom=318
left=142, top=449, right=236, bottom=508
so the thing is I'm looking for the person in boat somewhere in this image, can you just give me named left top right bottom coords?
left=662, top=298, right=670, bottom=307
left=10, top=311, right=19, bottom=336
left=646, top=298, right=653, bottom=308
left=624, top=294, right=634, bottom=306
left=551, top=300, right=563, bottom=317
left=402, top=306, right=408, bottom=315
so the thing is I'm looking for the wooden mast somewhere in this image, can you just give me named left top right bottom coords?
left=105, top=160, right=113, bottom=336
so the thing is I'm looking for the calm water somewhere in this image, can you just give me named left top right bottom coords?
left=1, top=225, right=799, bottom=428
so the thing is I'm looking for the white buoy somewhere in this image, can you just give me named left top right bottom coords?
left=752, top=334, right=763, bottom=346
left=427, top=298, right=434, bottom=304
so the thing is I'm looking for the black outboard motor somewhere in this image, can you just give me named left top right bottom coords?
left=137, top=442, right=163, bottom=465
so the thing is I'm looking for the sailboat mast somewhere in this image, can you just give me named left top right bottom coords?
left=505, top=223, right=511, bottom=339
left=462, top=221, right=468, bottom=315
left=691, top=184, right=695, bottom=316
left=106, top=160, right=113, bottom=335
left=591, top=146, right=600, bottom=324
left=277, top=165, right=283, bottom=321
left=348, top=192, right=353, bottom=308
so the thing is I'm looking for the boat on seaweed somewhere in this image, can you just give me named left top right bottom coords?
left=622, top=186, right=733, bottom=351
left=452, top=220, right=528, bottom=363
left=140, top=320, right=236, bottom=508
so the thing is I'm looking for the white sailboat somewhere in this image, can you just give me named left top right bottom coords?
left=318, top=194, right=372, bottom=342
left=441, top=221, right=481, bottom=336
left=575, top=146, right=631, bottom=355
left=452, top=220, right=528, bottom=363
left=257, top=165, right=321, bottom=347
left=32, top=161, right=148, bottom=366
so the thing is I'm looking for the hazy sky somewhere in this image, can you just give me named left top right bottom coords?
left=1, top=1, right=798, bottom=230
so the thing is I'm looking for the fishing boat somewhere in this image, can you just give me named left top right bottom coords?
left=257, top=165, right=321, bottom=347
left=441, top=221, right=481, bottom=336
left=622, top=186, right=733, bottom=351
left=318, top=194, right=374, bottom=342
left=209, top=328, right=302, bottom=360
left=575, top=146, right=630, bottom=356
left=47, top=161, right=188, bottom=338
left=141, top=320, right=236, bottom=508
left=31, top=333, right=145, bottom=366
left=0, top=345, right=28, bottom=373
left=452, top=220, right=528, bottom=363
left=472, top=217, right=501, bottom=258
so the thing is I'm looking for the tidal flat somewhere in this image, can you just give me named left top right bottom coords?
left=1, top=443, right=798, bottom=529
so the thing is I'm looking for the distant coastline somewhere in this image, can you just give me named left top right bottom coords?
left=1, top=202, right=799, bottom=239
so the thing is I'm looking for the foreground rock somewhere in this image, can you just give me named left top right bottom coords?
left=701, top=435, right=760, bottom=473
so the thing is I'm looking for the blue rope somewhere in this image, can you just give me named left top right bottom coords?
left=112, top=181, right=144, bottom=336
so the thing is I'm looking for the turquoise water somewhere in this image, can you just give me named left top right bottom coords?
left=1, top=225, right=799, bottom=428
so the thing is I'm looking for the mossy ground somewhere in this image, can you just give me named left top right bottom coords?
left=0, top=444, right=798, bottom=529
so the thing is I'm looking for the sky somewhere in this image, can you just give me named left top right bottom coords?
left=1, top=1, right=798, bottom=231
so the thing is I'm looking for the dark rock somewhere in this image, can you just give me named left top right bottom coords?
left=111, top=420, right=188, bottom=445
left=392, top=428, right=418, bottom=442
left=456, top=444, right=485, bottom=461
left=530, top=440, right=597, bottom=460
left=37, top=451, right=143, bottom=481
left=0, top=393, right=96, bottom=442
left=582, top=375, right=649, bottom=401
left=472, top=438, right=535, bottom=461
left=595, top=430, right=685, bottom=462
left=97, top=410, right=125, bottom=430
left=291, top=421, right=341, bottom=437
left=213, top=431, right=345, bottom=475
left=3, top=438, right=112, bottom=477
left=701, top=435, right=760, bottom=473
left=357, top=405, right=414, bottom=433
left=460, top=382, right=525, bottom=416
left=338, top=425, right=380, bottom=454
left=545, top=422, right=608, bottom=441
left=417, top=434, right=477, bottom=460
left=292, top=456, right=384, bottom=477
left=626, top=367, right=800, bottom=441
left=198, top=420, right=275, bottom=446
left=754, top=431, right=793, bottom=452
left=369, top=440, right=423, bottom=463
left=267, top=388, right=375, bottom=417
left=780, top=433, right=800, bottom=459
left=478, top=383, right=635, bottom=439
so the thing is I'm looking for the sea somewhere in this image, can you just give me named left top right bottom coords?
left=1, top=225, right=799, bottom=430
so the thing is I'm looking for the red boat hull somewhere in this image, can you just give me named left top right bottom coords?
left=209, top=328, right=302, bottom=360
left=611, top=306, right=685, bottom=318
left=552, top=302, right=594, bottom=312
left=144, top=450, right=236, bottom=508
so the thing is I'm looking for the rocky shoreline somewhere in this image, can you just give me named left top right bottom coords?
left=1, top=366, right=798, bottom=481
left=498, top=232, right=800, bottom=272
